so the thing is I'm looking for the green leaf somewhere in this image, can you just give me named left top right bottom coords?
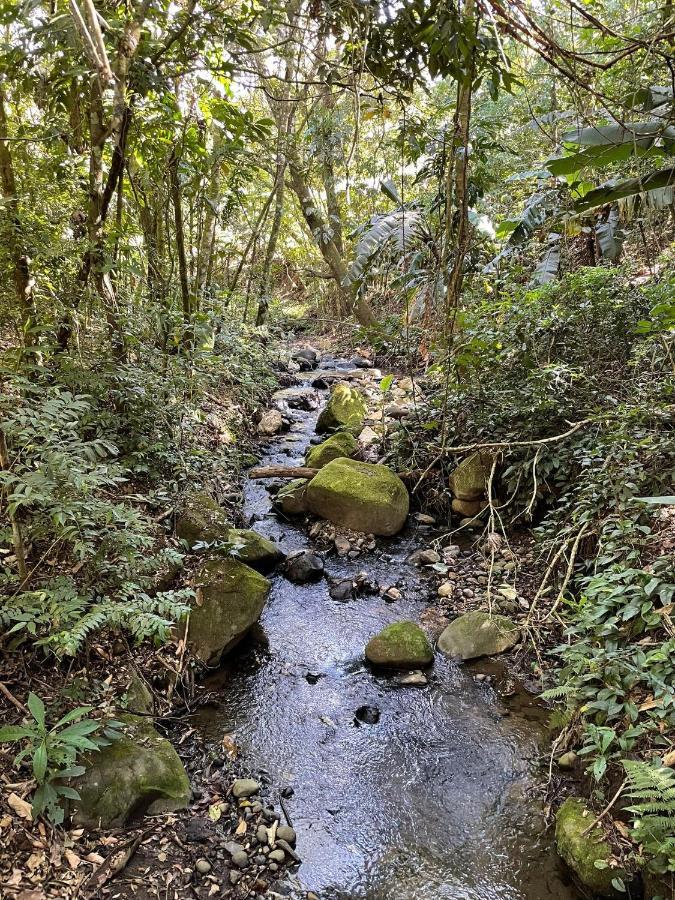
left=32, top=743, right=48, bottom=783
left=53, top=706, right=94, bottom=729
left=27, top=693, right=46, bottom=729
left=562, top=121, right=675, bottom=147
left=380, top=375, right=394, bottom=393
left=57, top=720, right=100, bottom=740
left=638, top=496, right=675, bottom=506
left=574, top=166, right=675, bottom=214
left=0, top=725, right=37, bottom=742
left=612, top=877, right=626, bottom=892
left=380, top=178, right=402, bottom=205
left=53, top=785, right=81, bottom=800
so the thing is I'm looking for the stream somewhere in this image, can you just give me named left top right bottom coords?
left=194, top=361, right=581, bottom=900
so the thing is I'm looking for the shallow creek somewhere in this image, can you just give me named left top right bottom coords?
left=194, top=363, right=581, bottom=900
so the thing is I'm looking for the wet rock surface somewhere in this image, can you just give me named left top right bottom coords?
left=192, top=357, right=580, bottom=900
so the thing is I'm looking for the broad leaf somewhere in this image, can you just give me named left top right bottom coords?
left=380, top=178, right=402, bottom=204
left=595, top=207, right=625, bottom=262
left=27, top=693, right=46, bottom=729
left=562, top=121, right=675, bottom=147
left=574, top=166, right=675, bottom=213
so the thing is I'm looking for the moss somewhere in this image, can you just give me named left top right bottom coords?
left=175, top=491, right=230, bottom=548
left=188, top=557, right=270, bottom=665
left=437, top=610, right=519, bottom=660
left=306, top=458, right=409, bottom=536
left=125, top=675, right=154, bottom=715
left=555, top=798, right=627, bottom=898
left=73, top=715, right=190, bottom=829
left=273, top=479, right=309, bottom=516
left=305, top=431, right=358, bottom=469
left=448, top=451, right=494, bottom=501
left=316, top=383, right=367, bottom=433
left=365, top=621, right=433, bottom=668
left=224, top=528, right=284, bottom=573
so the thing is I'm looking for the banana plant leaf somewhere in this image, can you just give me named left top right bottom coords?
left=574, top=166, right=675, bottom=213
left=546, top=143, right=669, bottom=177
left=562, top=121, right=675, bottom=147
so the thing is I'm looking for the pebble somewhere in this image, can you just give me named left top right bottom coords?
left=232, top=850, right=249, bottom=868
left=285, top=550, right=324, bottom=583
left=383, top=586, right=401, bottom=602
left=254, top=854, right=266, bottom=865
left=269, top=862, right=279, bottom=872
left=269, top=848, right=286, bottom=864
left=557, top=751, right=578, bottom=770
left=407, top=548, right=441, bottom=566
left=232, top=778, right=260, bottom=798
left=195, top=858, right=211, bottom=875
left=256, top=825, right=268, bottom=843
left=224, top=841, right=246, bottom=856
left=396, top=671, right=428, bottom=686
left=276, top=825, right=296, bottom=844
left=437, top=581, right=455, bottom=598
left=330, top=579, right=353, bottom=601
left=230, top=871, right=241, bottom=885
left=415, top=513, right=436, bottom=524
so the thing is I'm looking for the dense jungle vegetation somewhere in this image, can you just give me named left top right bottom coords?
left=0, top=0, right=674, bottom=897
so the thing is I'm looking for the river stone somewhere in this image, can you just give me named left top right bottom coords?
left=305, top=431, right=358, bottom=469
left=273, top=479, right=309, bottom=516
left=232, top=778, right=260, bottom=798
left=555, top=798, right=628, bottom=897
left=258, top=409, right=283, bottom=435
left=125, top=675, right=154, bottom=715
left=451, top=497, right=487, bottom=517
left=175, top=492, right=229, bottom=547
left=276, top=825, right=296, bottom=844
left=225, top=528, right=284, bottom=573
left=316, top=383, right=367, bottom=433
left=285, top=550, right=324, bottom=583
left=437, top=610, right=519, bottom=660
left=365, top=621, right=433, bottom=669
left=188, top=558, right=270, bottom=665
left=72, top=715, right=190, bottom=828
left=448, top=451, right=493, bottom=501
left=306, top=458, right=409, bottom=536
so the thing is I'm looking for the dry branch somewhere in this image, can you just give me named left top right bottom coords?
left=249, top=465, right=317, bottom=479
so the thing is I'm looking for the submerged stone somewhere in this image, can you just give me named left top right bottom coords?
left=316, top=383, right=367, bottom=433
left=555, top=798, right=628, bottom=897
left=437, top=610, right=519, bottom=660
left=188, top=558, right=270, bottom=665
left=305, top=431, right=358, bottom=469
left=306, top=458, right=409, bottom=536
left=73, top=715, right=190, bottom=828
left=365, top=621, right=433, bottom=668
left=448, top=452, right=494, bottom=501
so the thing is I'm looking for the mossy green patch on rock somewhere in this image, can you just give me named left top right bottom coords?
left=273, top=479, right=309, bottom=516
left=73, top=715, right=190, bottom=829
left=555, top=798, right=627, bottom=898
left=316, top=383, right=367, bottom=433
left=175, top=491, right=229, bottom=547
left=437, top=610, right=519, bottom=660
left=306, top=458, right=409, bottom=536
left=365, top=621, right=433, bottom=668
left=188, top=558, right=270, bottom=665
left=448, top=452, right=494, bottom=501
left=224, top=528, right=284, bottom=573
left=305, top=431, right=358, bottom=469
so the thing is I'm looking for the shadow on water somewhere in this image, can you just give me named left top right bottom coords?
left=193, top=364, right=581, bottom=900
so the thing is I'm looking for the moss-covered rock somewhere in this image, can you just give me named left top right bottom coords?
left=273, top=479, right=309, bottom=516
left=437, top=610, right=519, bottom=660
left=306, top=458, right=409, bottom=536
left=555, top=798, right=628, bottom=898
left=73, top=715, right=190, bottom=829
left=175, top=492, right=229, bottom=547
left=305, top=431, right=358, bottom=469
left=365, top=621, right=433, bottom=668
left=448, top=452, right=494, bottom=501
left=188, top=558, right=270, bottom=665
left=125, top=675, right=154, bottom=715
left=316, top=383, right=367, bottom=433
left=224, top=528, right=284, bottom=573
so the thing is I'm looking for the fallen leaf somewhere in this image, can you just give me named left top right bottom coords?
left=639, top=697, right=662, bottom=711
left=235, top=818, right=247, bottom=836
left=663, top=749, right=675, bottom=767
left=157, top=851, right=167, bottom=862
left=85, top=852, right=105, bottom=864
left=8, top=792, right=32, bottom=820
left=207, top=803, right=222, bottom=822
left=64, top=849, right=81, bottom=870
left=0, top=814, right=13, bottom=828
left=222, top=734, right=239, bottom=758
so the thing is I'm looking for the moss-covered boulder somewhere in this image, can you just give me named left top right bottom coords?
left=555, top=798, right=628, bottom=898
left=316, top=383, right=367, bottom=433
left=73, top=715, right=190, bottom=829
left=306, top=458, right=409, bottom=536
left=437, top=610, right=519, bottom=660
left=188, top=558, right=270, bottom=665
left=224, top=528, right=284, bottom=573
left=365, top=621, right=433, bottom=668
left=175, top=492, right=229, bottom=548
left=306, top=431, right=358, bottom=469
left=448, top=452, right=493, bottom=501
left=273, top=479, right=309, bottom=516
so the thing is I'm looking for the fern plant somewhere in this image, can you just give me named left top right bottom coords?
left=623, top=760, right=675, bottom=874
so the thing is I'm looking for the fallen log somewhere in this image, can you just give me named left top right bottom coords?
left=249, top=465, right=318, bottom=479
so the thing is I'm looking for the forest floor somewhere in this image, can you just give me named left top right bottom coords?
left=0, top=330, right=580, bottom=900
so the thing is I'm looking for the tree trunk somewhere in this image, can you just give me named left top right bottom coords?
left=195, top=136, right=222, bottom=309
left=0, top=89, right=40, bottom=356
left=169, top=149, right=193, bottom=335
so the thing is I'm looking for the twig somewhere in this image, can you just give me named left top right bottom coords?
left=582, top=779, right=627, bottom=837
left=0, top=682, right=27, bottom=714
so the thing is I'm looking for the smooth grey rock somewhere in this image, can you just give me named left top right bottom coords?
left=232, top=778, right=260, bottom=798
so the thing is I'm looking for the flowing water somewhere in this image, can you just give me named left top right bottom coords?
left=194, top=363, right=581, bottom=900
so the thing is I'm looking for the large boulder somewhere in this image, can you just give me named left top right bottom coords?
left=448, top=451, right=494, bottom=501
left=306, top=458, right=409, bottom=536
left=305, top=431, right=358, bottom=469
left=225, top=528, right=284, bottom=573
left=188, top=558, right=270, bottom=665
left=273, top=479, right=309, bottom=516
left=73, top=715, right=190, bottom=829
left=437, top=610, right=519, bottom=660
left=365, top=621, right=433, bottom=668
left=555, top=798, right=628, bottom=898
left=175, top=492, right=229, bottom=547
left=316, top=383, right=367, bottom=433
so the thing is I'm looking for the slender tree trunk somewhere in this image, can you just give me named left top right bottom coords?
left=169, top=149, right=193, bottom=337
left=0, top=89, right=40, bottom=356
left=195, top=136, right=222, bottom=308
